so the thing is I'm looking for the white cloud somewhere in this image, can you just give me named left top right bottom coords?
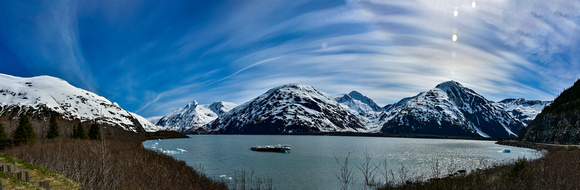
left=137, top=0, right=576, bottom=116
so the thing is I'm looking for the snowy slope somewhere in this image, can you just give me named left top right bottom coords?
left=0, top=74, right=160, bottom=132
left=155, top=101, right=236, bottom=133
left=381, top=81, right=524, bottom=138
left=207, top=84, right=366, bottom=134
left=494, top=98, right=551, bottom=125
left=335, top=91, right=384, bottom=132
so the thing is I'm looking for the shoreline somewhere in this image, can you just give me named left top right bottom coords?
left=495, top=139, right=553, bottom=150
left=378, top=140, right=580, bottom=189
left=193, top=131, right=497, bottom=141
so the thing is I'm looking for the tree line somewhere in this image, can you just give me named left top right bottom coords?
left=0, top=113, right=102, bottom=150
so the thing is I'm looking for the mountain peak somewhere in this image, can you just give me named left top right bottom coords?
left=208, top=101, right=237, bottom=116
left=348, top=91, right=364, bottom=98
left=435, top=80, right=464, bottom=90
left=276, top=83, right=306, bottom=89
left=382, top=80, right=524, bottom=138
left=186, top=100, right=199, bottom=108
left=345, top=91, right=382, bottom=112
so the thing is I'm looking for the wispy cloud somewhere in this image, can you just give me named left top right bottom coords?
left=0, top=1, right=96, bottom=91
left=1, top=0, right=577, bottom=117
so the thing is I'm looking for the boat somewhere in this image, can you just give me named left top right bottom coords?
left=501, top=148, right=511, bottom=153
left=250, top=144, right=292, bottom=153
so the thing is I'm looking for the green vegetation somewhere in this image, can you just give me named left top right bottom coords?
left=0, top=123, right=11, bottom=150
left=88, top=123, right=102, bottom=140
left=542, top=79, right=580, bottom=114
left=47, top=113, right=60, bottom=139
left=12, top=115, right=36, bottom=146
left=519, top=79, right=580, bottom=144
left=0, top=153, right=81, bottom=189
left=507, top=157, right=527, bottom=182
left=72, top=123, right=88, bottom=139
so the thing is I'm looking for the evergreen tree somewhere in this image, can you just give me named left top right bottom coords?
left=71, top=123, right=77, bottom=138
left=74, top=123, right=88, bottom=139
left=13, top=115, right=36, bottom=146
left=89, top=123, right=102, bottom=140
left=47, top=113, right=60, bottom=139
left=0, top=123, right=11, bottom=150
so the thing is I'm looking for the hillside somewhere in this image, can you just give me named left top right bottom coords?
left=0, top=153, right=81, bottom=189
left=519, top=79, right=580, bottom=144
left=0, top=74, right=160, bottom=133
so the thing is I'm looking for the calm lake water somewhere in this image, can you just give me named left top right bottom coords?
left=143, top=135, right=540, bottom=190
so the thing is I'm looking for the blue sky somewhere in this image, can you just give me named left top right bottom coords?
left=0, top=0, right=578, bottom=118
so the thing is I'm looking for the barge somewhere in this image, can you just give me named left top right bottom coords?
left=250, top=144, right=292, bottom=153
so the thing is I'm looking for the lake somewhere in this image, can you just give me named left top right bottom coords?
left=143, top=135, right=540, bottom=190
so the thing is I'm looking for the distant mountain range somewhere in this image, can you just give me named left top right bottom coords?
left=0, top=74, right=159, bottom=133
left=155, top=101, right=236, bottom=133
left=0, top=73, right=553, bottom=139
left=494, top=98, right=552, bottom=125
left=155, top=81, right=551, bottom=138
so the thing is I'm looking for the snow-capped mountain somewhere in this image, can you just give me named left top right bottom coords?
left=0, top=74, right=159, bottom=132
left=155, top=81, right=547, bottom=138
left=494, top=98, right=552, bottom=125
left=380, top=81, right=524, bottom=138
left=335, top=91, right=384, bottom=131
left=155, top=101, right=236, bottom=133
left=206, top=84, right=366, bottom=134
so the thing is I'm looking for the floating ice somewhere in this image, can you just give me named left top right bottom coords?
left=219, top=175, right=233, bottom=180
left=157, top=148, right=188, bottom=154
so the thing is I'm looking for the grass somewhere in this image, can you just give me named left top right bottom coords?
left=0, top=152, right=81, bottom=190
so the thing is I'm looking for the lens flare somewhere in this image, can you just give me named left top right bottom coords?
left=454, top=7, right=458, bottom=17
left=452, top=34, right=457, bottom=42
left=472, top=1, right=476, bottom=8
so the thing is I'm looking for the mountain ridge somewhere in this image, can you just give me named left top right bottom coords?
left=158, top=81, right=550, bottom=138
left=380, top=80, right=523, bottom=138
left=155, top=100, right=236, bottom=133
left=0, top=73, right=159, bottom=133
left=206, top=83, right=367, bottom=134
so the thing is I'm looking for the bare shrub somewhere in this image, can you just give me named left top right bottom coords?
left=357, top=150, right=380, bottom=187
left=335, top=152, right=356, bottom=190
left=4, top=134, right=226, bottom=190
left=229, top=169, right=274, bottom=190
